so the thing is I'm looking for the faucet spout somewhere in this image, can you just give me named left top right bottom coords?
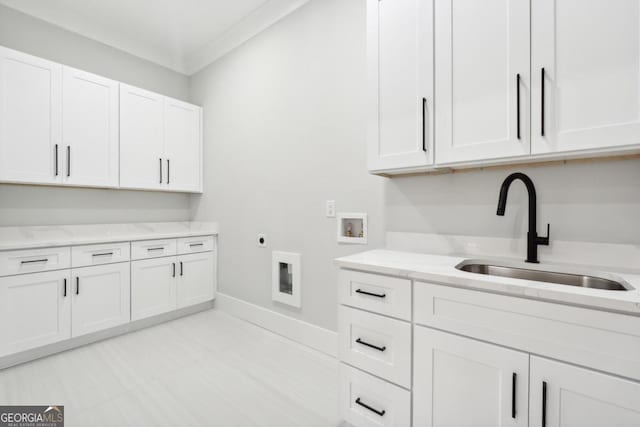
left=496, top=172, right=550, bottom=263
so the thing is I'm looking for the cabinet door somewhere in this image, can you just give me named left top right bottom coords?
left=119, top=84, right=164, bottom=190
left=62, top=67, right=119, bottom=187
left=530, top=356, right=640, bottom=427
left=0, top=270, right=70, bottom=357
left=176, top=251, right=214, bottom=308
left=0, top=46, right=62, bottom=184
left=367, top=0, right=433, bottom=172
left=414, top=327, right=529, bottom=427
left=532, top=1, right=640, bottom=154
left=435, top=0, right=530, bottom=164
left=164, top=98, right=202, bottom=192
left=131, top=257, right=176, bottom=321
left=71, top=262, right=130, bottom=337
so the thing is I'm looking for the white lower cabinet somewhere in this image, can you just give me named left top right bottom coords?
left=71, top=262, right=130, bottom=337
left=0, top=270, right=71, bottom=357
left=413, top=327, right=529, bottom=427
left=529, top=356, right=640, bottom=427
left=340, top=363, right=411, bottom=427
left=177, top=251, right=215, bottom=308
left=132, top=251, right=215, bottom=321
left=131, top=257, right=177, bottom=321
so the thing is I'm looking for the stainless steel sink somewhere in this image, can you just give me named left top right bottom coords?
left=456, top=262, right=630, bottom=291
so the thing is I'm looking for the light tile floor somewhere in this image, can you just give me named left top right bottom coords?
left=0, top=310, right=342, bottom=426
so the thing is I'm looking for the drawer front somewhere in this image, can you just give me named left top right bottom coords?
left=414, top=281, right=640, bottom=381
left=339, top=306, right=411, bottom=388
left=177, top=235, right=215, bottom=255
left=339, top=270, right=411, bottom=321
left=72, top=242, right=130, bottom=267
left=340, top=363, right=411, bottom=427
left=131, top=239, right=177, bottom=260
left=0, top=247, right=71, bottom=277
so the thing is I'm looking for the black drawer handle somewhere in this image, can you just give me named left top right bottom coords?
left=356, top=338, right=386, bottom=352
left=180, top=261, right=183, bottom=276
left=76, top=276, right=80, bottom=295
left=147, top=247, right=164, bottom=251
left=63, top=278, right=67, bottom=297
left=189, top=243, right=204, bottom=247
left=92, top=252, right=114, bottom=257
left=355, top=398, right=385, bottom=417
left=355, top=289, right=386, bottom=298
left=21, top=259, right=48, bottom=264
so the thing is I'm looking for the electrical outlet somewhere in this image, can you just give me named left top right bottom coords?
left=326, top=200, right=336, bottom=218
left=257, top=234, right=267, bottom=248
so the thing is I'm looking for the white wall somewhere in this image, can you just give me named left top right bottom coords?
left=0, top=5, right=192, bottom=226
left=189, top=0, right=385, bottom=331
left=385, top=159, right=640, bottom=244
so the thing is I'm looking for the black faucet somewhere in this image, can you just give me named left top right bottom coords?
left=496, top=172, right=550, bottom=263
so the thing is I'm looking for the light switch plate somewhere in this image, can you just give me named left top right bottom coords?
left=326, top=200, right=336, bottom=218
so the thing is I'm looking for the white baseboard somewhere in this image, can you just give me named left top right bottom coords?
left=215, top=293, right=337, bottom=358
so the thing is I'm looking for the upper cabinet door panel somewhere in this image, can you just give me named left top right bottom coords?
left=367, top=0, right=434, bottom=172
left=62, top=67, right=119, bottom=187
left=435, top=0, right=530, bottom=164
left=119, top=84, right=164, bottom=190
left=0, top=46, right=62, bottom=184
left=164, top=98, right=202, bottom=192
left=532, top=0, right=640, bottom=154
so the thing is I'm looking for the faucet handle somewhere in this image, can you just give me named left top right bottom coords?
left=537, top=224, right=550, bottom=245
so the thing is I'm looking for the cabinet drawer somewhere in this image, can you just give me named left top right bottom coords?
left=177, top=235, right=214, bottom=254
left=414, top=281, right=640, bottom=381
left=131, top=239, right=177, bottom=260
left=339, top=270, right=411, bottom=321
left=339, top=306, right=411, bottom=388
left=72, top=242, right=130, bottom=267
left=340, top=363, right=410, bottom=427
left=0, top=247, right=71, bottom=277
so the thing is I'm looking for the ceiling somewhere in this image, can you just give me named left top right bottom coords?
left=0, top=0, right=309, bottom=75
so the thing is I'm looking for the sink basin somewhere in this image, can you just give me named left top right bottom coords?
left=456, top=262, right=630, bottom=291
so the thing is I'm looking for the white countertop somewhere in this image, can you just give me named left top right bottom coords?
left=0, top=221, right=218, bottom=251
left=335, top=249, right=640, bottom=316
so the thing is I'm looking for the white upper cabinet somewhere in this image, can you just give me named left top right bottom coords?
left=0, top=46, right=62, bottom=184
left=529, top=356, right=640, bottom=427
left=532, top=0, right=640, bottom=154
left=367, top=0, right=434, bottom=172
left=120, top=84, right=203, bottom=193
left=62, top=66, right=119, bottom=187
left=435, top=0, right=531, bottom=165
left=119, top=84, right=165, bottom=191
left=164, top=98, right=203, bottom=192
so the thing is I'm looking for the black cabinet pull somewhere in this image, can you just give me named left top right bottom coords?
left=355, top=398, right=385, bottom=417
left=54, top=144, right=59, bottom=176
left=159, top=158, right=163, bottom=184
left=355, top=289, right=386, bottom=298
left=516, top=74, right=521, bottom=140
left=512, top=373, right=517, bottom=418
left=147, top=247, right=164, bottom=252
left=355, top=338, right=386, bottom=352
left=67, top=146, right=71, bottom=177
left=541, top=68, right=545, bottom=137
left=180, top=261, right=183, bottom=276
left=167, top=159, right=170, bottom=184
left=63, top=278, right=67, bottom=297
left=189, top=243, right=204, bottom=247
left=76, top=277, right=80, bottom=295
left=422, top=97, right=427, bottom=152
left=92, top=252, right=113, bottom=257
left=542, top=381, right=547, bottom=427
left=21, top=259, right=48, bottom=264
left=172, top=262, right=176, bottom=278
